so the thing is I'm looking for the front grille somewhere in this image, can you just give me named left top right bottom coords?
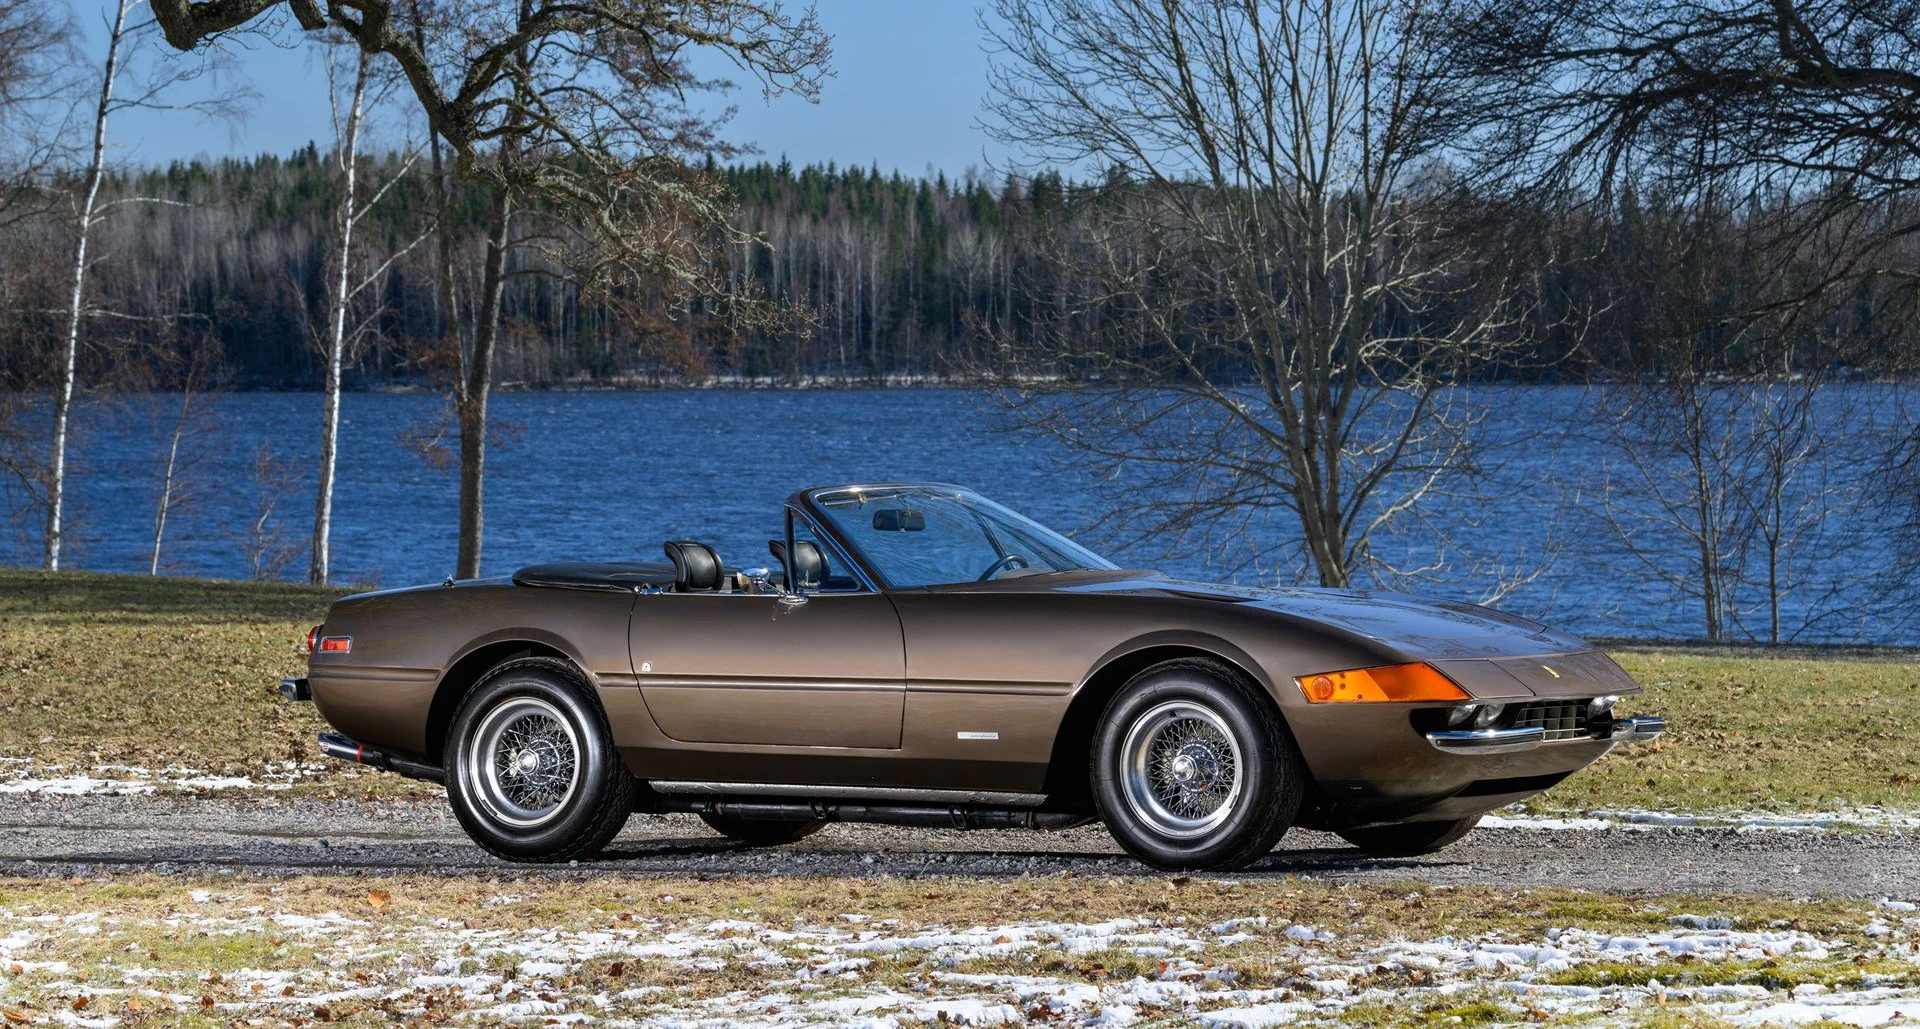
left=1511, top=700, right=1594, bottom=742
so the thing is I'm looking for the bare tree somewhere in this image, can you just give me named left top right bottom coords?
left=240, top=441, right=303, bottom=580
left=0, top=0, right=69, bottom=199
left=1577, top=184, right=1883, bottom=642
left=1451, top=1, right=1920, bottom=208
left=42, top=0, right=131, bottom=571
left=310, top=42, right=424, bottom=585
left=0, top=0, right=68, bottom=512
left=982, top=0, right=1540, bottom=590
left=309, top=46, right=371, bottom=586
left=146, top=324, right=223, bottom=575
left=45, top=0, right=241, bottom=570
left=152, top=0, right=830, bottom=578
left=1446, top=1, right=1920, bottom=638
left=1737, top=375, right=1841, bottom=644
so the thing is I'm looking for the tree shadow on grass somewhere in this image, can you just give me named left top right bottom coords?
left=0, top=568, right=344, bottom=624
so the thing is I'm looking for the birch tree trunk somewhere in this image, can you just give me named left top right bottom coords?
left=149, top=390, right=190, bottom=575
left=310, top=48, right=371, bottom=586
left=46, top=0, right=131, bottom=570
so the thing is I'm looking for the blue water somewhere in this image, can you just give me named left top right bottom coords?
left=6, top=386, right=1913, bottom=644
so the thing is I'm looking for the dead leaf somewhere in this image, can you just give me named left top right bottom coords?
left=125, top=999, right=141, bottom=1014
left=68, top=997, right=88, bottom=1012
left=367, top=890, right=392, bottom=913
left=1, top=1009, right=26, bottom=1025
left=606, top=962, right=626, bottom=977
left=199, top=995, right=215, bottom=1010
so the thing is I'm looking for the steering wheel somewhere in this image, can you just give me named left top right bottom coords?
left=977, top=553, right=1030, bottom=581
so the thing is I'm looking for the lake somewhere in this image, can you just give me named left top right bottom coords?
left=6, top=386, right=1913, bottom=644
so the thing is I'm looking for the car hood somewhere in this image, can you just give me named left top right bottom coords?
left=1054, top=572, right=1591, bottom=662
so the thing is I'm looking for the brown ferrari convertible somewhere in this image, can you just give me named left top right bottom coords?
left=281, top=482, right=1663, bottom=870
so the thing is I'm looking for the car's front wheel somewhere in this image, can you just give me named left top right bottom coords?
left=1336, top=815, right=1481, bottom=857
left=445, top=657, right=637, bottom=863
left=1091, top=658, right=1306, bottom=870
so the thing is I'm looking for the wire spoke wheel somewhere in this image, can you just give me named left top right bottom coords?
left=1119, top=700, right=1244, bottom=839
left=465, top=696, right=582, bottom=829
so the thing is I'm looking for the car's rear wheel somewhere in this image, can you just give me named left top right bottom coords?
left=1336, top=815, right=1481, bottom=857
left=1091, top=658, right=1305, bottom=870
left=698, top=813, right=826, bottom=846
left=445, top=657, right=636, bottom=863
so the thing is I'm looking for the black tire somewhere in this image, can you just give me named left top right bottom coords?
left=699, top=813, right=826, bottom=846
left=444, top=656, right=637, bottom=863
left=1337, top=815, right=1482, bottom=857
left=1091, top=657, right=1306, bottom=871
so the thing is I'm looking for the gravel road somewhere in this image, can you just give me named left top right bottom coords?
left=0, top=795, right=1912, bottom=897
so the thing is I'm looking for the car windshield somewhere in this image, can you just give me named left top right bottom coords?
left=810, top=485, right=1117, bottom=589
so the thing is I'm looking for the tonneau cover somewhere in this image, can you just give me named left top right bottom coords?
left=511, top=561, right=676, bottom=592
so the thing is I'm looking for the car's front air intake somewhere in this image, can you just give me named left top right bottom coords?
left=1511, top=700, right=1594, bottom=742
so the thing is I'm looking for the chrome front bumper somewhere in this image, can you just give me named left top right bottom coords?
left=1426, top=715, right=1665, bottom=754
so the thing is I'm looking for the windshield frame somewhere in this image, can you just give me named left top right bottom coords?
left=792, top=482, right=1117, bottom=591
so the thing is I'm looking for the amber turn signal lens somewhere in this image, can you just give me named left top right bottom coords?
left=317, top=636, right=352, bottom=654
left=1294, top=662, right=1469, bottom=703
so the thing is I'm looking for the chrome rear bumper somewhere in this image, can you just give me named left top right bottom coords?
left=1426, top=715, right=1665, bottom=754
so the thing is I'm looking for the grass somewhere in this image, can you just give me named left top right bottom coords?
left=0, top=566, right=1917, bottom=812
left=1543, top=648, right=1920, bottom=814
left=0, top=568, right=395, bottom=797
left=0, top=875, right=1911, bottom=1028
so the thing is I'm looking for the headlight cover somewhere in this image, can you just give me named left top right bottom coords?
left=1295, top=662, right=1470, bottom=703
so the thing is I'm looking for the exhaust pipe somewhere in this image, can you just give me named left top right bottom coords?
left=651, top=795, right=1092, bottom=831
left=317, top=732, right=445, bottom=784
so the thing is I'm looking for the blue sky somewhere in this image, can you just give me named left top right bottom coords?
left=90, top=0, right=1009, bottom=177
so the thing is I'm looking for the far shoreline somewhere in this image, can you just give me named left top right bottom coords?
left=69, top=369, right=1920, bottom=395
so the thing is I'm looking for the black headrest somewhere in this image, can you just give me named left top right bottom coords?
left=663, top=540, right=724, bottom=591
left=768, top=539, right=829, bottom=589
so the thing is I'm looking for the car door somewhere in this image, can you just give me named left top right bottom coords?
left=629, top=587, right=907, bottom=751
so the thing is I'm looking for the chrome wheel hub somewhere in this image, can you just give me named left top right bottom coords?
left=1119, top=700, right=1243, bottom=839
left=464, top=696, right=581, bottom=829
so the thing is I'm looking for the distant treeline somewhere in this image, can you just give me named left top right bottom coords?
left=0, top=150, right=1914, bottom=389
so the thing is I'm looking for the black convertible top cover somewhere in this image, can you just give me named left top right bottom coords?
left=511, top=561, right=677, bottom=592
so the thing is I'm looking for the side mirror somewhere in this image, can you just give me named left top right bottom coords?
left=872, top=508, right=926, bottom=532
left=748, top=560, right=809, bottom=606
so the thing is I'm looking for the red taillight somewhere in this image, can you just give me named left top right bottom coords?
left=318, top=636, right=353, bottom=654
left=307, top=626, right=322, bottom=652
